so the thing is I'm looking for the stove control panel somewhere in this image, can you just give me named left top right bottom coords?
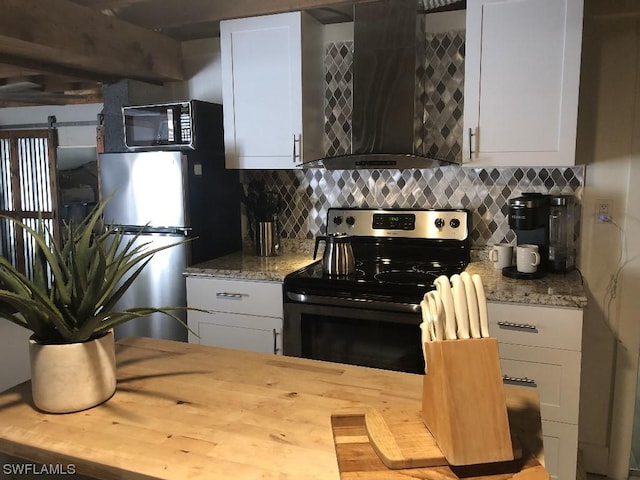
left=327, top=208, right=470, bottom=241
left=372, top=213, right=415, bottom=230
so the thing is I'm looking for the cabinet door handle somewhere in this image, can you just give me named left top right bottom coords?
left=503, top=375, right=537, bottom=387
left=272, top=328, right=280, bottom=355
left=497, top=321, right=538, bottom=333
left=215, top=292, right=246, bottom=299
left=292, top=134, right=302, bottom=164
left=468, top=127, right=475, bottom=160
left=299, top=133, right=304, bottom=163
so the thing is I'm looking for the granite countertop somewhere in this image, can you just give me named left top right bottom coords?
left=184, top=239, right=316, bottom=282
left=185, top=241, right=587, bottom=309
left=465, top=254, right=587, bottom=309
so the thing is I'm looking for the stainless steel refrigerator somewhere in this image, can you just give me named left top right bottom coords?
left=98, top=150, right=241, bottom=342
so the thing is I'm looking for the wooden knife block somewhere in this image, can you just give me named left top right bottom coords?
left=421, top=337, right=513, bottom=466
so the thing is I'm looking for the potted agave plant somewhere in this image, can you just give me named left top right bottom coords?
left=0, top=201, right=192, bottom=413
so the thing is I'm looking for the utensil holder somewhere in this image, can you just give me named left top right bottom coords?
left=421, top=337, right=513, bottom=466
left=255, top=220, right=278, bottom=257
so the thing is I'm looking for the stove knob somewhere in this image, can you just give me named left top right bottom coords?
left=333, top=216, right=343, bottom=225
left=449, top=218, right=461, bottom=229
left=434, top=218, right=445, bottom=230
left=346, top=216, right=356, bottom=227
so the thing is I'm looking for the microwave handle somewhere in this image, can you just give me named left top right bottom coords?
left=166, top=106, right=176, bottom=142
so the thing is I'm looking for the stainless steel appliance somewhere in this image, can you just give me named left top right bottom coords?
left=313, top=233, right=355, bottom=276
left=309, top=0, right=462, bottom=169
left=123, top=100, right=220, bottom=151
left=507, top=193, right=551, bottom=278
left=99, top=149, right=241, bottom=341
left=283, top=208, right=471, bottom=374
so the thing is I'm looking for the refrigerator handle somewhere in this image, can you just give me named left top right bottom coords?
left=106, top=225, right=193, bottom=236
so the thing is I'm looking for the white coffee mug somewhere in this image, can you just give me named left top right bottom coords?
left=516, top=244, right=541, bottom=273
left=489, top=243, right=514, bottom=269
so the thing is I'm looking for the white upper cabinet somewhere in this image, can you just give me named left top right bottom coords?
left=220, top=12, right=324, bottom=169
left=463, top=0, right=584, bottom=166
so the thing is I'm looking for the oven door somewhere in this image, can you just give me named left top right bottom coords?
left=283, top=292, right=425, bottom=374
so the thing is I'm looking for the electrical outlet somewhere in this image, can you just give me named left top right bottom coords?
left=596, top=199, right=612, bottom=223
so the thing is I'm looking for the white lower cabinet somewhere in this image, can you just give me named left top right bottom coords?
left=186, top=276, right=283, bottom=355
left=488, top=302, right=583, bottom=480
left=499, top=344, right=581, bottom=424
left=541, top=420, right=579, bottom=480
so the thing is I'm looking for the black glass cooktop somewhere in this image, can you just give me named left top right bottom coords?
left=284, top=234, right=470, bottom=305
left=284, top=258, right=467, bottom=304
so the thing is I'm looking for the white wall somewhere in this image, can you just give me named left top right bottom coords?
left=0, top=103, right=102, bottom=147
left=173, top=37, right=224, bottom=103
left=128, top=38, right=223, bottom=105
left=577, top=12, right=640, bottom=478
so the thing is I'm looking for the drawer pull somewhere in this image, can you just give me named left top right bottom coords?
left=497, top=321, right=538, bottom=333
left=502, top=375, right=537, bottom=387
left=216, top=292, right=246, bottom=299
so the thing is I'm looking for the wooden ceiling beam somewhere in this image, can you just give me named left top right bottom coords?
left=587, top=0, right=640, bottom=17
left=72, top=0, right=148, bottom=9
left=0, top=90, right=103, bottom=107
left=0, top=0, right=184, bottom=84
left=91, top=0, right=372, bottom=29
left=0, top=54, right=119, bottom=85
left=0, top=64, right=42, bottom=78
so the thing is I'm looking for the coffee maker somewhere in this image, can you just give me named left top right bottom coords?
left=508, top=193, right=551, bottom=275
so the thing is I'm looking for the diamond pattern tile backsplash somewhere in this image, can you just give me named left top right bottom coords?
left=324, top=42, right=353, bottom=157
left=240, top=28, right=584, bottom=247
left=241, top=166, right=584, bottom=246
left=416, top=31, right=465, bottom=162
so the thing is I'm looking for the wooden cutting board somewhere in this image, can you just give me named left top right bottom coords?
left=331, top=410, right=549, bottom=480
left=364, top=408, right=447, bottom=468
left=363, top=409, right=522, bottom=469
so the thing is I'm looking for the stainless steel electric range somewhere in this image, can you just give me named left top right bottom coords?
left=283, top=208, right=471, bottom=374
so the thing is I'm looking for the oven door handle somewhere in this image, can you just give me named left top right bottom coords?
left=286, top=291, right=421, bottom=314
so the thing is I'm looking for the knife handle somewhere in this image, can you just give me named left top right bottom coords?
left=435, top=276, right=457, bottom=340
left=461, top=272, right=481, bottom=339
left=451, top=275, right=470, bottom=339
left=425, top=291, right=444, bottom=341
left=471, top=274, right=490, bottom=338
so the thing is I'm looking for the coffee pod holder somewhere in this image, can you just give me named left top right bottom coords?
left=421, top=337, right=514, bottom=466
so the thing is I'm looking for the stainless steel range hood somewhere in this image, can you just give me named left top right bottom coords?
left=318, top=0, right=462, bottom=170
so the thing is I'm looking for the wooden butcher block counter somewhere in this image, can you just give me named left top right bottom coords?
left=0, top=337, right=545, bottom=480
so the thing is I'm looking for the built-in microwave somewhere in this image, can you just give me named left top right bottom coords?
left=123, top=100, right=222, bottom=151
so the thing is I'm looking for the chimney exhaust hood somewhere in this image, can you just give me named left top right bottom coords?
left=317, top=0, right=464, bottom=170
